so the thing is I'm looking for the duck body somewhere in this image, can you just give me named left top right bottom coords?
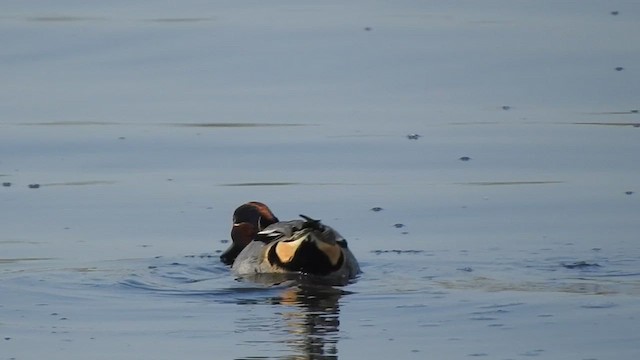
left=222, top=203, right=360, bottom=284
left=232, top=218, right=360, bottom=283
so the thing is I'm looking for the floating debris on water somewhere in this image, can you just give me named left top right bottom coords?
left=501, top=105, right=511, bottom=111
left=458, top=267, right=473, bottom=272
left=573, top=121, right=640, bottom=127
left=611, top=11, right=619, bottom=15
left=625, top=191, right=634, bottom=195
left=462, top=180, right=563, bottom=186
left=28, top=184, right=41, bottom=189
left=459, top=156, right=471, bottom=161
left=393, top=223, right=405, bottom=228
left=561, top=261, right=601, bottom=269
left=220, top=239, right=229, bottom=244
left=615, top=67, right=624, bottom=71
left=406, top=133, right=421, bottom=140
left=580, top=302, right=616, bottom=309
left=2, top=182, right=11, bottom=187
left=184, top=253, right=216, bottom=259
left=520, top=349, right=545, bottom=357
left=372, top=249, right=424, bottom=255
left=370, top=207, right=384, bottom=212
left=364, top=26, right=372, bottom=31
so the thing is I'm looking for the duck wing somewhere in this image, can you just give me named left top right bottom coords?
left=255, top=220, right=305, bottom=243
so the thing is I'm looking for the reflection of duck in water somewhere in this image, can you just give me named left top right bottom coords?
left=220, top=202, right=360, bottom=285
left=277, top=285, right=343, bottom=358
left=234, top=284, right=345, bottom=359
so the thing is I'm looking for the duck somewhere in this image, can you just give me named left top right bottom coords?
left=220, top=202, right=360, bottom=283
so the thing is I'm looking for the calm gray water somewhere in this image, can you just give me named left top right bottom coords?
left=2, top=1, right=640, bottom=359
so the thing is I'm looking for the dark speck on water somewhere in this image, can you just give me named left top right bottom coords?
left=625, top=191, right=634, bottom=195
left=406, top=133, right=421, bottom=140
left=28, top=184, right=40, bottom=189
left=370, top=207, right=383, bottom=212
left=393, top=223, right=405, bottom=228
left=581, top=302, right=616, bottom=309
left=502, top=105, right=511, bottom=110
left=220, top=239, right=229, bottom=244
left=364, top=27, right=372, bottom=31
left=184, top=254, right=216, bottom=259
left=372, top=249, right=424, bottom=255
left=459, top=156, right=471, bottom=161
left=611, top=11, right=619, bottom=15
left=2, top=182, right=11, bottom=187
left=520, top=349, right=545, bottom=357
left=615, top=67, right=624, bottom=71
left=562, top=261, right=601, bottom=269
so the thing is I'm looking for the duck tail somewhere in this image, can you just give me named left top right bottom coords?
left=299, top=214, right=325, bottom=231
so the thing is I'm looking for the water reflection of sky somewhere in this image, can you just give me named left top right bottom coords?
left=2, top=1, right=639, bottom=126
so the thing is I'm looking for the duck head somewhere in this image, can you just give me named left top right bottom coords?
left=220, top=201, right=279, bottom=265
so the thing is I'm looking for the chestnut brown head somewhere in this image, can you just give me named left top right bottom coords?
left=220, top=202, right=279, bottom=265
